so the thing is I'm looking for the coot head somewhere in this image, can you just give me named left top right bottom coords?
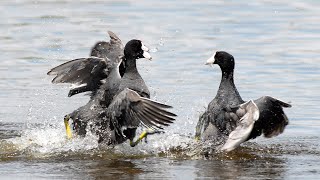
left=124, top=39, right=152, bottom=60
left=206, top=51, right=235, bottom=73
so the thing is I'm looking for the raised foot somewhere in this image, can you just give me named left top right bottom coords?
left=129, top=129, right=163, bottom=147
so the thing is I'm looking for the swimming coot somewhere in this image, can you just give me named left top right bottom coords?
left=196, top=51, right=291, bottom=152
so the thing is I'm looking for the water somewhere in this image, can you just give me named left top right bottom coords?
left=1, top=0, right=320, bottom=179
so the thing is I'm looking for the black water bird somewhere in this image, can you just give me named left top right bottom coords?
left=48, top=33, right=176, bottom=146
left=48, top=31, right=124, bottom=98
left=195, top=51, right=291, bottom=152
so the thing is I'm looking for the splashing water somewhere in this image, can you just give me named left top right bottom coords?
left=1, top=124, right=98, bottom=157
left=0, top=119, right=201, bottom=160
left=1, top=118, right=319, bottom=162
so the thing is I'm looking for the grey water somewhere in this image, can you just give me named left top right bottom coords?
left=0, top=0, right=320, bottom=179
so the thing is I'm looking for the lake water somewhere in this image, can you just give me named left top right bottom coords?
left=0, top=0, right=320, bottom=179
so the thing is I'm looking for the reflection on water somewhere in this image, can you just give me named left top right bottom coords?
left=195, top=157, right=286, bottom=179
left=1, top=0, right=320, bottom=179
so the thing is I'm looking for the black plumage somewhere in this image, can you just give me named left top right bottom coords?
left=48, top=33, right=176, bottom=145
left=96, top=88, right=176, bottom=145
left=196, top=51, right=291, bottom=152
left=47, top=31, right=124, bottom=97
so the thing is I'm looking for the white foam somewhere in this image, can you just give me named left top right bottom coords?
left=6, top=123, right=99, bottom=155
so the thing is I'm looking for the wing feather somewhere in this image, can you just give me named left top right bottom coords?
left=106, top=88, right=176, bottom=131
left=249, top=96, right=291, bottom=139
left=48, top=57, right=108, bottom=84
left=221, top=100, right=259, bottom=152
left=48, top=31, right=123, bottom=97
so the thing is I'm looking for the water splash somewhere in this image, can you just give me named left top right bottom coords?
left=158, top=38, right=165, bottom=46
left=1, top=123, right=98, bottom=157
left=150, top=47, right=158, bottom=53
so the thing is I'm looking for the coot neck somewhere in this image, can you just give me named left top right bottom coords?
left=216, top=68, right=244, bottom=103
left=221, top=70, right=234, bottom=84
left=217, top=69, right=237, bottom=95
left=123, top=56, right=138, bottom=73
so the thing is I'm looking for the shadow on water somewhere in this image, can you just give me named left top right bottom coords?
left=40, top=153, right=146, bottom=179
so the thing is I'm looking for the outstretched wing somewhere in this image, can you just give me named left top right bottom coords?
left=249, top=96, right=291, bottom=139
left=106, top=88, right=177, bottom=133
left=47, top=57, right=113, bottom=96
left=47, top=31, right=123, bottom=97
left=221, top=96, right=291, bottom=152
left=90, top=31, right=124, bottom=61
left=47, top=57, right=108, bottom=84
left=221, top=100, right=260, bottom=152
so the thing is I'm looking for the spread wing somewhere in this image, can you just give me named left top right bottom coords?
left=90, top=31, right=124, bottom=60
left=221, top=96, right=291, bottom=152
left=221, top=100, right=259, bottom=152
left=47, top=57, right=109, bottom=84
left=106, top=88, right=176, bottom=135
left=47, top=57, right=113, bottom=96
left=47, top=31, right=123, bottom=97
left=249, top=96, right=291, bottom=139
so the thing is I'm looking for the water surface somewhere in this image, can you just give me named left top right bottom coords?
left=0, top=0, right=320, bottom=179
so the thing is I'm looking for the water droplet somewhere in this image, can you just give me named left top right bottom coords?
left=150, top=47, right=158, bottom=53
left=158, top=38, right=164, bottom=46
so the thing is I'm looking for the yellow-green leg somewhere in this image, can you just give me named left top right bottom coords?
left=194, top=135, right=200, bottom=141
left=195, top=117, right=205, bottom=141
left=64, top=115, right=72, bottom=139
left=129, top=129, right=161, bottom=147
left=194, top=125, right=202, bottom=141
